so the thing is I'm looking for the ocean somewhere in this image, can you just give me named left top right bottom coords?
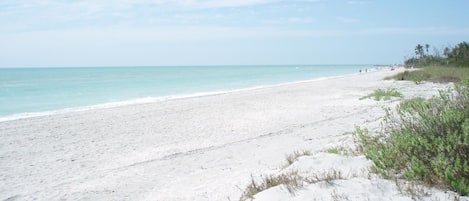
left=0, top=65, right=369, bottom=121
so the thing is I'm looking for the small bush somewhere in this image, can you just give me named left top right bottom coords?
left=360, top=88, right=403, bottom=101
left=355, top=79, right=469, bottom=195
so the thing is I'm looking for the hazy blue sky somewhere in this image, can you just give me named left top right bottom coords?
left=1, top=0, right=469, bottom=67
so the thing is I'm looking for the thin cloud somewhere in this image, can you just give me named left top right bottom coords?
left=0, top=26, right=339, bottom=49
left=261, top=17, right=316, bottom=25
left=347, top=1, right=367, bottom=5
left=336, top=16, right=360, bottom=23
left=182, top=0, right=274, bottom=9
left=354, top=27, right=469, bottom=36
left=0, top=0, right=279, bottom=32
left=0, top=0, right=275, bottom=13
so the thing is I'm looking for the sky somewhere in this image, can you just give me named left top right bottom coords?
left=1, top=0, right=469, bottom=67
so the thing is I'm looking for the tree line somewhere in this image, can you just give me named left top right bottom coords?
left=405, top=41, right=469, bottom=67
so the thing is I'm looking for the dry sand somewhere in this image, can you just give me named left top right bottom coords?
left=0, top=68, right=463, bottom=201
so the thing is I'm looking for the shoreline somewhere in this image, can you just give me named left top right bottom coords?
left=0, top=65, right=369, bottom=122
left=3, top=66, right=450, bottom=201
left=0, top=68, right=382, bottom=123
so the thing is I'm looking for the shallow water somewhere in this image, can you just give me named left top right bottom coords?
left=0, top=65, right=368, bottom=120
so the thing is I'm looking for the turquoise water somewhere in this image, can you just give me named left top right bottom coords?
left=0, top=65, right=369, bottom=120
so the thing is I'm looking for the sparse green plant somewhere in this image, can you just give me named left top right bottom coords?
left=326, top=147, right=340, bottom=154
left=325, top=147, right=353, bottom=156
left=360, top=88, right=403, bottom=101
left=354, top=79, right=469, bottom=195
left=413, top=77, right=423, bottom=85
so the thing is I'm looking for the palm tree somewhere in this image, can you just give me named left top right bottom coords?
left=443, top=47, right=451, bottom=65
left=443, top=47, right=450, bottom=58
left=425, top=44, right=430, bottom=56
left=415, top=44, right=424, bottom=58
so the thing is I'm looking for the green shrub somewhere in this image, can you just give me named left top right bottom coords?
left=360, top=88, right=403, bottom=101
left=355, top=79, right=469, bottom=195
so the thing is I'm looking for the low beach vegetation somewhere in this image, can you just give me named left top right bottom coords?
left=359, top=88, right=403, bottom=101
left=355, top=79, right=469, bottom=195
left=388, top=66, right=469, bottom=83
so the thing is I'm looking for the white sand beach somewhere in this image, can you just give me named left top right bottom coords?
left=1, top=68, right=466, bottom=201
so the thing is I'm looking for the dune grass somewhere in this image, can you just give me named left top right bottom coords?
left=238, top=171, right=304, bottom=201
left=284, top=150, right=312, bottom=166
left=239, top=150, right=346, bottom=201
left=360, top=88, right=403, bottom=101
left=354, top=79, right=469, bottom=195
left=238, top=169, right=347, bottom=201
left=387, top=66, right=469, bottom=84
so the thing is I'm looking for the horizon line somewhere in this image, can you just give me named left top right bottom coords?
left=0, top=63, right=396, bottom=69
